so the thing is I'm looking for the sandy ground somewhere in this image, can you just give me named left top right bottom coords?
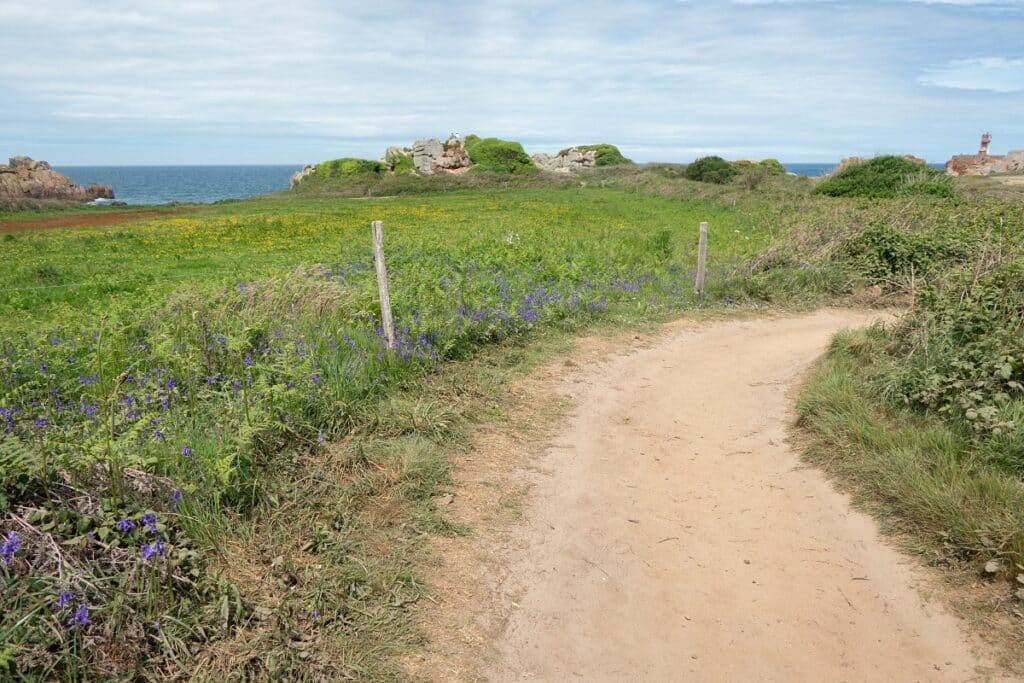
left=407, top=310, right=1014, bottom=682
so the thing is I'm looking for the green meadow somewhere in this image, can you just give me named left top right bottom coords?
left=1, top=164, right=1022, bottom=679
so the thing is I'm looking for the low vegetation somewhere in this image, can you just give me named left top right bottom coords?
left=315, top=158, right=386, bottom=178
left=814, top=155, right=953, bottom=198
left=684, top=155, right=739, bottom=184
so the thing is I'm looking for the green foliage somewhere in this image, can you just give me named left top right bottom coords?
left=814, top=156, right=952, bottom=198
left=758, top=159, right=787, bottom=175
left=390, top=151, right=414, bottom=175
left=575, top=144, right=633, bottom=167
left=684, top=156, right=739, bottom=184
left=463, top=135, right=536, bottom=174
left=316, top=157, right=385, bottom=178
left=843, top=223, right=973, bottom=287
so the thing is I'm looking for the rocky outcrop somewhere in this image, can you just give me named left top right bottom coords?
left=532, top=147, right=597, bottom=173
left=410, top=137, right=471, bottom=175
left=947, top=150, right=1024, bottom=176
left=0, top=156, right=114, bottom=201
left=945, top=134, right=1024, bottom=176
left=290, top=163, right=317, bottom=188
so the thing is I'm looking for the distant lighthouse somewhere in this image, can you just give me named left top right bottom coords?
left=979, top=132, right=991, bottom=157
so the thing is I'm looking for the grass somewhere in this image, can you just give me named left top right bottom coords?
left=798, top=326, right=1024, bottom=571
left=2, top=164, right=1022, bottom=679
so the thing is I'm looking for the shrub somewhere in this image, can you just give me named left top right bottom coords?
left=814, top=156, right=951, bottom=199
left=575, top=144, right=633, bottom=167
left=843, top=223, right=973, bottom=287
left=684, top=156, right=738, bottom=184
left=758, top=159, right=787, bottom=175
left=316, top=158, right=385, bottom=178
left=463, top=135, right=536, bottom=174
left=389, top=152, right=414, bottom=175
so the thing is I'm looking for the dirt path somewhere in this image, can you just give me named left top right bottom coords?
left=409, top=311, right=1012, bottom=682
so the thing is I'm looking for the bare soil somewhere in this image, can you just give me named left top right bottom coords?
left=0, top=209, right=192, bottom=233
left=406, top=310, right=1017, bottom=682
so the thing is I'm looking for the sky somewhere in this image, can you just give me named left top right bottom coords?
left=1, top=0, right=1023, bottom=165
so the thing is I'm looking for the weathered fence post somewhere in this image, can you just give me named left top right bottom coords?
left=695, top=221, right=708, bottom=300
left=371, top=220, right=396, bottom=349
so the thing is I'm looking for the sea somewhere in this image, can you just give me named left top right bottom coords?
left=54, top=162, right=941, bottom=205
left=56, top=165, right=302, bottom=205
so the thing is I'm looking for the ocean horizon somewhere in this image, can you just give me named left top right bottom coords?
left=55, top=161, right=944, bottom=205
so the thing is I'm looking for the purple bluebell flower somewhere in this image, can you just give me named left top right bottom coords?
left=0, top=531, right=19, bottom=565
left=181, top=446, right=193, bottom=458
left=141, top=513, right=158, bottom=534
left=80, top=403, right=99, bottom=417
left=310, top=373, right=322, bottom=385
left=311, top=608, right=321, bottom=620
left=170, top=489, right=182, bottom=510
left=34, top=417, right=49, bottom=427
left=68, top=603, right=90, bottom=627
left=56, top=591, right=75, bottom=609
left=140, top=540, right=166, bottom=560
left=79, top=374, right=98, bottom=385
left=115, top=519, right=136, bottom=533
left=152, top=429, right=165, bottom=441
left=243, top=354, right=254, bottom=368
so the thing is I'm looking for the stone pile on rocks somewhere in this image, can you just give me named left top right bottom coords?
left=531, top=147, right=597, bottom=173
left=0, top=156, right=114, bottom=201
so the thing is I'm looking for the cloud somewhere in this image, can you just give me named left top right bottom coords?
left=919, top=57, right=1024, bottom=92
left=0, top=0, right=1022, bottom=163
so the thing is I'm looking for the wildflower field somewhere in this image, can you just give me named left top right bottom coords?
left=2, top=186, right=827, bottom=678
left=3, top=172, right=1021, bottom=679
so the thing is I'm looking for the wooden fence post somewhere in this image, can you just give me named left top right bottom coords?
left=695, top=221, right=708, bottom=300
left=371, top=220, right=396, bottom=348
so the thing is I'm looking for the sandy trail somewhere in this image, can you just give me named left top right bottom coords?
left=473, top=311, right=1006, bottom=682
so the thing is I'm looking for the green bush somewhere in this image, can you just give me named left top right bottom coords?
left=463, top=135, right=536, bottom=174
left=758, top=159, right=787, bottom=175
left=390, top=152, right=414, bottom=175
left=575, top=144, right=633, bottom=167
left=843, top=223, right=973, bottom=286
left=316, top=158, right=385, bottom=178
left=814, top=156, right=951, bottom=199
left=684, top=156, right=738, bottom=184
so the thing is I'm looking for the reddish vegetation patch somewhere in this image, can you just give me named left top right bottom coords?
left=0, top=209, right=194, bottom=234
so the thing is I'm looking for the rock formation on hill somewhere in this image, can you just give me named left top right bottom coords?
left=410, top=137, right=472, bottom=175
left=946, top=133, right=1024, bottom=176
left=532, top=147, right=597, bottom=173
left=290, top=163, right=317, bottom=188
left=0, top=156, right=114, bottom=201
